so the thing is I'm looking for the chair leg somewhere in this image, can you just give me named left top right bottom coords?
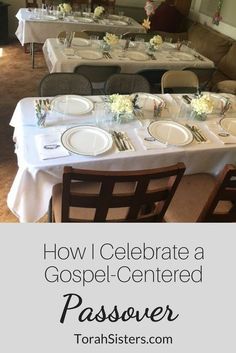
left=47, top=197, right=53, bottom=222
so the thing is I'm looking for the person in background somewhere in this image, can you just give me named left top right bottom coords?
left=150, top=0, right=185, bottom=33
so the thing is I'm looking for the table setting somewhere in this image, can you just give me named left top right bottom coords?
left=8, top=92, right=236, bottom=222
left=43, top=32, right=215, bottom=74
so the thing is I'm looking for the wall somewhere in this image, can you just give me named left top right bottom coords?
left=190, top=0, right=236, bottom=40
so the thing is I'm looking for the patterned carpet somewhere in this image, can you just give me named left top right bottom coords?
left=0, top=40, right=48, bottom=222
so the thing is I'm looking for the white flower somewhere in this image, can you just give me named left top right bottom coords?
left=58, top=3, right=72, bottom=13
left=103, top=33, right=119, bottom=46
left=191, top=94, right=214, bottom=115
left=109, top=94, right=134, bottom=115
left=94, top=6, right=105, bottom=18
left=149, top=35, right=163, bottom=49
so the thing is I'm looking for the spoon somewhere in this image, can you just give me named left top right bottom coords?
left=144, top=136, right=156, bottom=142
left=218, top=132, right=230, bottom=137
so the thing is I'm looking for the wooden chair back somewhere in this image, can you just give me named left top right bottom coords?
left=198, top=164, right=236, bottom=222
left=161, top=70, right=199, bottom=94
left=51, top=163, right=186, bottom=222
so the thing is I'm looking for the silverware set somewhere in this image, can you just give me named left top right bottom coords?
left=185, top=124, right=207, bottom=142
left=182, top=95, right=192, bottom=104
left=103, top=52, right=112, bottom=59
left=110, top=130, right=133, bottom=151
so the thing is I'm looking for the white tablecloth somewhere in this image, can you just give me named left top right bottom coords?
left=15, top=8, right=145, bottom=45
left=42, top=38, right=215, bottom=73
left=7, top=94, right=236, bottom=222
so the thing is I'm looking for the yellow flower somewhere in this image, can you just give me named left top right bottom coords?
left=150, top=35, right=163, bottom=48
left=191, top=95, right=214, bottom=114
left=94, top=6, right=105, bottom=18
left=58, top=3, right=72, bottom=13
left=142, top=18, right=151, bottom=30
left=103, top=33, right=119, bottom=46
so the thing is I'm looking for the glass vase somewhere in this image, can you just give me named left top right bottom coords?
left=191, top=111, right=207, bottom=121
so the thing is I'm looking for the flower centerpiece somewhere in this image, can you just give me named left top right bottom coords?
left=149, top=34, right=163, bottom=51
left=190, top=94, right=214, bottom=121
left=106, top=94, right=139, bottom=123
left=93, top=6, right=105, bottom=19
left=101, top=32, right=119, bottom=51
left=58, top=2, right=72, bottom=14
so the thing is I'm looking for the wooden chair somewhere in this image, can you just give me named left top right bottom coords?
left=38, top=73, right=93, bottom=96
left=74, top=64, right=121, bottom=94
left=164, top=164, right=236, bottom=223
left=104, top=73, right=151, bottom=95
left=49, top=163, right=186, bottom=222
left=161, top=70, right=199, bottom=94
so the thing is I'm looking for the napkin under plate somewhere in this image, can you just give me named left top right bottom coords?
left=135, top=128, right=167, bottom=150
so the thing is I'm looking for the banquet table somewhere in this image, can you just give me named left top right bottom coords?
left=15, top=8, right=145, bottom=67
left=7, top=93, right=236, bottom=223
left=42, top=38, right=215, bottom=74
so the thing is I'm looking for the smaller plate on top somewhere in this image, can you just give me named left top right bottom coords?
left=76, top=49, right=103, bottom=60
left=72, top=37, right=90, bottom=47
left=219, top=117, right=236, bottom=136
left=126, top=51, right=149, bottom=61
left=61, top=125, right=113, bottom=156
left=173, top=52, right=195, bottom=61
left=51, top=95, right=93, bottom=116
left=148, top=120, right=193, bottom=146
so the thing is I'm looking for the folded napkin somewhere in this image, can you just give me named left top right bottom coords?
left=35, top=133, right=70, bottom=160
left=63, top=48, right=75, bottom=56
left=205, top=121, right=236, bottom=144
left=135, top=128, right=167, bottom=150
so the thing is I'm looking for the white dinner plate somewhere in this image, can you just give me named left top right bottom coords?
left=173, top=52, right=195, bottom=61
left=126, top=51, right=149, bottom=61
left=110, top=20, right=128, bottom=26
left=51, top=95, right=94, bottom=116
left=61, top=125, right=113, bottom=156
left=131, top=93, right=164, bottom=111
left=42, top=15, right=58, bottom=21
left=72, top=37, right=90, bottom=47
left=148, top=120, right=193, bottom=146
left=219, top=117, right=236, bottom=136
left=108, top=14, right=123, bottom=20
left=76, top=50, right=103, bottom=60
left=76, top=17, right=94, bottom=23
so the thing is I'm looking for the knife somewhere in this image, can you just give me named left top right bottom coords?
left=111, top=131, right=124, bottom=151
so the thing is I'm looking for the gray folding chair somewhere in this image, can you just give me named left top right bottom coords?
left=74, top=64, right=121, bottom=94
left=104, top=73, right=151, bottom=95
left=38, top=73, right=93, bottom=96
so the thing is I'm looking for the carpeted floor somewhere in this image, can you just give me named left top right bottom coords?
left=0, top=40, right=49, bottom=222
